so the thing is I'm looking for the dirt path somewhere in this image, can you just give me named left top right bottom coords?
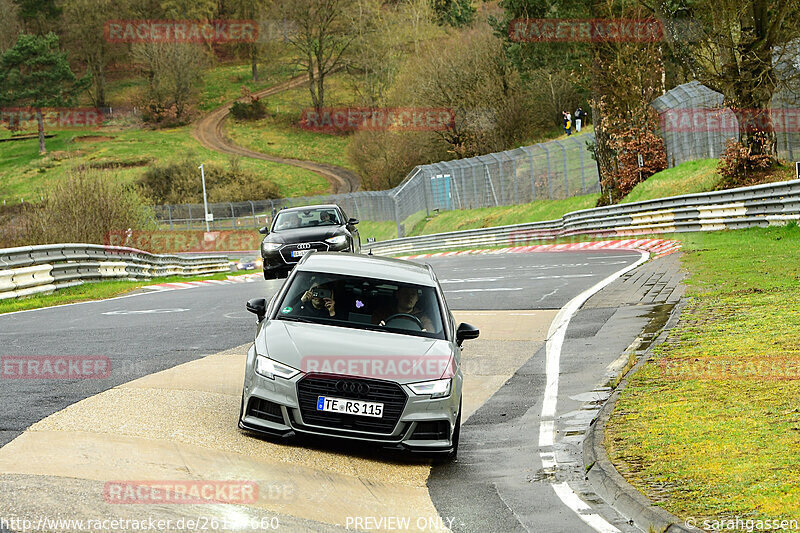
left=192, top=74, right=361, bottom=194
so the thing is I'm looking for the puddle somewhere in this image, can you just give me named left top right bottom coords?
left=637, top=303, right=676, bottom=352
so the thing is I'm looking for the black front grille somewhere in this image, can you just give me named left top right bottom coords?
left=247, top=397, right=285, bottom=424
left=296, top=374, right=407, bottom=435
left=410, top=421, right=450, bottom=440
left=280, top=242, right=328, bottom=263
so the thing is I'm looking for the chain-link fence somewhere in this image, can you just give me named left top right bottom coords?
left=154, top=132, right=600, bottom=237
left=154, top=74, right=800, bottom=237
left=652, top=81, right=800, bottom=167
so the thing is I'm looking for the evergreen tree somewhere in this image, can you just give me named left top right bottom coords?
left=0, top=33, right=90, bottom=154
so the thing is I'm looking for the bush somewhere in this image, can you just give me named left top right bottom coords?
left=347, top=130, right=449, bottom=190
left=601, top=128, right=668, bottom=200
left=717, top=136, right=774, bottom=187
left=231, top=100, right=267, bottom=122
left=138, top=156, right=279, bottom=204
left=3, top=170, right=155, bottom=246
left=230, top=87, right=268, bottom=121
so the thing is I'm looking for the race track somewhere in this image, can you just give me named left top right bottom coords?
left=0, top=250, right=680, bottom=533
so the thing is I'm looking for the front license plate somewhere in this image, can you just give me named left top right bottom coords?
left=316, top=396, right=384, bottom=418
left=291, top=249, right=311, bottom=258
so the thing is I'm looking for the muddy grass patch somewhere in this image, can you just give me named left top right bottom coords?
left=84, top=158, right=152, bottom=170
left=72, top=135, right=115, bottom=143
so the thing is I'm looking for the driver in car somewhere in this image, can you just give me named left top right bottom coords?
left=371, top=286, right=433, bottom=331
left=297, top=283, right=336, bottom=318
left=320, top=211, right=334, bottom=224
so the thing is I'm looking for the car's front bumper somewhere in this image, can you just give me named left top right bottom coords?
left=239, top=346, right=460, bottom=452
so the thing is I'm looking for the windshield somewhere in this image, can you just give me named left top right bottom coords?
left=272, top=208, right=341, bottom=231
left=276, top=271, right=446, bottom=340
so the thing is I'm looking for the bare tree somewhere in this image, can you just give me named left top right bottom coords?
left=646, top=0, right=800, bottom=159
left=60, top=0, right=125, bottom=107
left=280, top=0, right=355, bottom=111
left=132, top=42, right=207, bottom=120
left=0, top=0, right=23, bottom=52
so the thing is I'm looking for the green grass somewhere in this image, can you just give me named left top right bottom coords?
left=606, top=224, right=800, bottom=522
left=0, top=270, right=254, bottom=314
left=0, top=126, right=329, bottom=202
left=197, top=56, right=300, bottom=112
left=102, top=50, right=300, bottom=112
left=224, top=74, right=356, bottom=170
left=409, top=194, right=600, bottom=236
left=357, top=220, right=400, bottom=243
left=621, top=159, right=722, bottom=204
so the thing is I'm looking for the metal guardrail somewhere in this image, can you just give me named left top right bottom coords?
left=0, top=244, right=230, bottom=300
left=366, top=179, right=800, bottom=256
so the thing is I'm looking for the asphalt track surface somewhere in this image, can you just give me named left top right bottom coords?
left=0, top=250, right=648, bottom=532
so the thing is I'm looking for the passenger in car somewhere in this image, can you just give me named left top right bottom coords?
left=371, top=286, right=434, bottom=331
left=278, top=213, right=302, bottom=230
left=297, top=283, right=336, bottom=318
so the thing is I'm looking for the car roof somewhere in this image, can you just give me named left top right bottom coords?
left=278, top=204, right=340, bottom=214
left=297, top=253, right=436, bottom=286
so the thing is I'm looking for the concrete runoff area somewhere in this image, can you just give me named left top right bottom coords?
left=0, top=311, right=555, bottom=532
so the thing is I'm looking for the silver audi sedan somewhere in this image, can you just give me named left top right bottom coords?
left=238, top=252, right=479, bottom=458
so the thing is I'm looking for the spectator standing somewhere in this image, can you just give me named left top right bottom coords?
left=564, top=111, right=572, bottom=136
left=574, top=107, right=584, bottom=132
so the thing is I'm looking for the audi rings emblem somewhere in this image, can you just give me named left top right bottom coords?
left=336, top=380, right=370, bottom=395
left=296, top=243, right=312, bottom=249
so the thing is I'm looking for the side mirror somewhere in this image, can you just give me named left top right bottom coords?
left=348, top=218, right=359, bottom=225
left=258, top=226, right=269, bottom=235
left=246, top=298, right=267, bottom=321
left=456, top=322, right=480, bottom=346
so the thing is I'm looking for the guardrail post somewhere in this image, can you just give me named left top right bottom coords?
left=187, top=205, right=193, bottom=230
left=167, top=204, right=173, bottom=230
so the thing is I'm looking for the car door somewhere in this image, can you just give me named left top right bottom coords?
left=340, top=207, right=360, bottom=253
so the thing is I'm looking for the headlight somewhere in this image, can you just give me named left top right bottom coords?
left=255, top=355, right=300, bottom=380
left=261, top=242, right=282, bottom=252
left=408, top=378, right=451, bottom=399
left=325, top=235, right=348, bottom=245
